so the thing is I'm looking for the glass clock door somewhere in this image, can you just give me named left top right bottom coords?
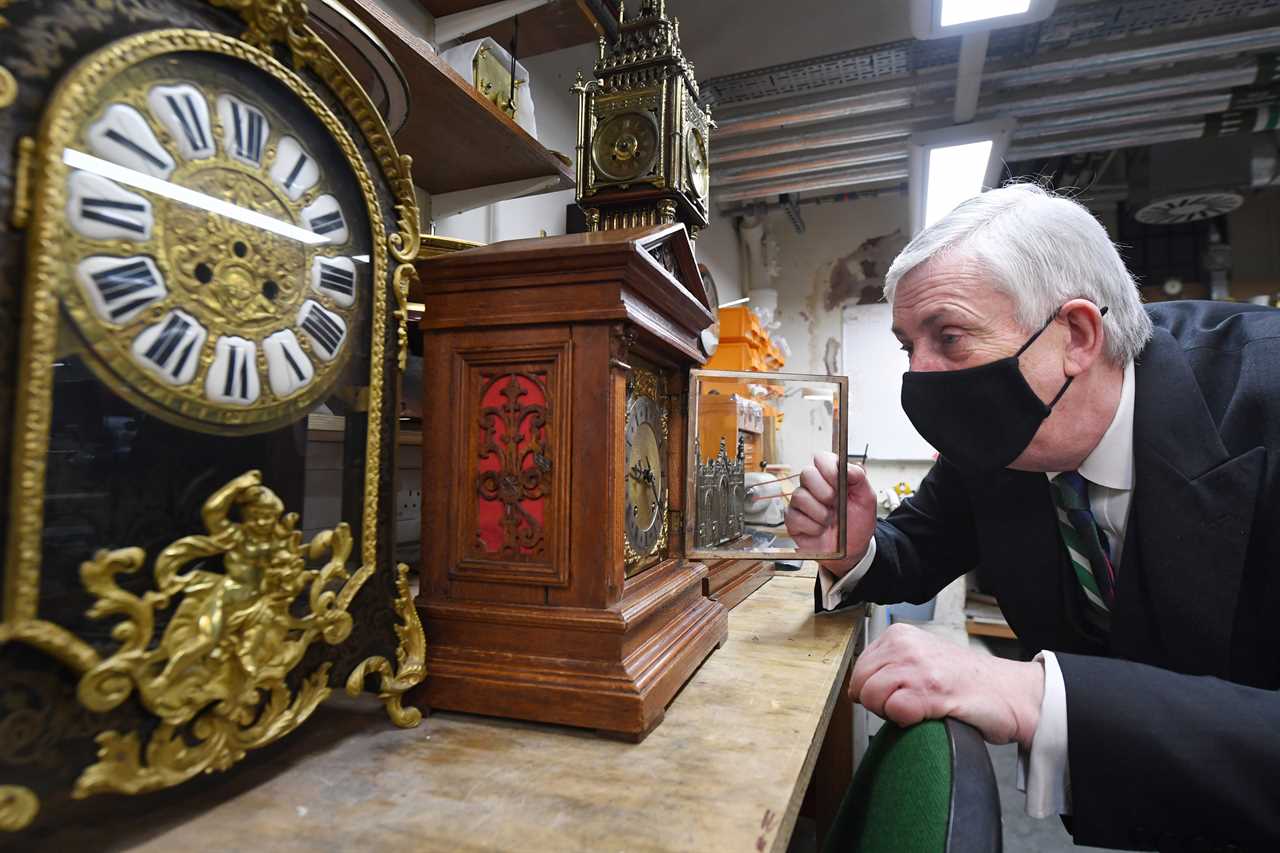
left=685, top=369, right=849, bottom=561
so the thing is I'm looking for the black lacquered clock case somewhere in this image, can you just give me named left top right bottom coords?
left=0, top=0, right=425, bottom=836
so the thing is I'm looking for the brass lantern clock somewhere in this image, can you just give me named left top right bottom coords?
left=574, top=0, right=712, bottom=235
left=0, top=0, right=425, bottom=833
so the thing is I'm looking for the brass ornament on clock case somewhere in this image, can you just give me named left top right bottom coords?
left=74, top=470, right=355, bottom=796
left=0, top=65, right=16, bottom=110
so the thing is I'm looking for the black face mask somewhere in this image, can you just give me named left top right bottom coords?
left=900, top=306, right=1107, bottom=474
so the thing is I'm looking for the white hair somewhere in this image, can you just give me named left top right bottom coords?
left=883, top=182, right=1152, bottom=364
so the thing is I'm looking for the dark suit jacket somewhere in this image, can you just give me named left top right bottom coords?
left=822, top=300, right=1280, bottom=851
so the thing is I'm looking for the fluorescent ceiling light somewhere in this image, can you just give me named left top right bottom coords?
left=719, top=296, right=750, bottom=308
left=62, top=148, right=330, bottom=246
left=911, top=0, right=1055, bottom=39
left=940, top=0, right=1031, bottom=27
left=923, top=139, right=993, bottom=230
left=803, top=393, right=835, bottom=401
left=907, top=118, right=1014, bottom=236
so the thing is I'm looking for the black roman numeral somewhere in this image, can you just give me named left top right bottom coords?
left=281, top=341, right=309, bottom=381
left=232, top=102, right=265, bottom=164
left=80, top=197, right=148, bottom=235
left=142, top=314, right=200, bottom=380
left=165, top=93, right=209, bottom=154
left=283, top=151, right=309, bottom=191
left=222, top=342, right=253, bottom=401
left=102, top=128, right=170, bottom=172
left=316, top=260, right=355, bottom=298
left=308, top=209, right=346, bottom=236
left=300, top=304, right=345, bottom=359
left=89, top=259, right=163, bottom=321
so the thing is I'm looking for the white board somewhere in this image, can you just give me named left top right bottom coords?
left=841, top=302, right=935, bottom=461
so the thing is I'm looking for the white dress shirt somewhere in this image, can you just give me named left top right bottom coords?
left=819, top=361, right=1136, bottom=818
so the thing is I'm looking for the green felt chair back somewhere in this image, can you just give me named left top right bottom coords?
left=822, top=718, right=1001, bottom=853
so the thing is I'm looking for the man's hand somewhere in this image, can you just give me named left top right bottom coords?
left=784, top=451, right=877, bottom=577
left=851, top=623, right=1045, bottom=749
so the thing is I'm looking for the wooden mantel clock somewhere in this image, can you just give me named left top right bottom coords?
left=414, top=223, right=727, bottom=739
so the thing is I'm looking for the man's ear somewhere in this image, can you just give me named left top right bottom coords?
left=1060, top=298, right=1106, bottom=377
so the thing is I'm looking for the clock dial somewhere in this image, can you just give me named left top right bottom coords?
left=685, top=126, right=709, bottom=200
left=592, top=110, right=659, bottom=183
left=624, top=373, right=670, bottom=574
left=50, top=51, right=373, bottom=434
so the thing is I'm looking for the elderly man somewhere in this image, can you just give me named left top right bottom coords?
left=786, top=183, right=1280, bottom=850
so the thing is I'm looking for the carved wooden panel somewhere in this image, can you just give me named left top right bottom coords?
left=451, top=342, right=572, bottom=587
left=474, top=371, right=550, bottom=559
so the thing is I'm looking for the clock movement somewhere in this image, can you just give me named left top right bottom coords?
left=574, top=0, right=712, bottom=235
left=0, top=0, right=424, bottom=833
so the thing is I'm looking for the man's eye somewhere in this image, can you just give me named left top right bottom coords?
left=940, top=333, right=961, bottom=346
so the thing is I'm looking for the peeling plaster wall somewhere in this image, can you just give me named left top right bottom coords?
left=770, top=195, right=907, bottom=382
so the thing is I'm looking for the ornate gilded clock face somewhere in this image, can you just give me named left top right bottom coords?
left=593, top=111, right=659, bottom=183
left=46, top=49, right=373, bottom=434
left=624, top=373, right=669, bottom=573
left=685, top=126, right=709, bottom=200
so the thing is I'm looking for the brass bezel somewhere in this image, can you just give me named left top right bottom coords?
left=49, top=54, right=369, bottom=434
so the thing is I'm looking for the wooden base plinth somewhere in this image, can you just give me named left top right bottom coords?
left=413, top=562, right=727, bottom=739
left=703, top=558, right=770, bottom=611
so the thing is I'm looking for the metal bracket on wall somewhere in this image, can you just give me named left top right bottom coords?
left=780, top=193, right=805, bottom=234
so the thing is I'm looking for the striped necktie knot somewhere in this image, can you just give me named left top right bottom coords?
left=1051, top=471, right=1117, bottom=620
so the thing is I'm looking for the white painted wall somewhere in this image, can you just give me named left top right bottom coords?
left=697, top=206, right=743, bottom=304
left=434, top=43, right=595, bottom=243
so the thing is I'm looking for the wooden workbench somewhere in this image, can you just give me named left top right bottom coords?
left=24, top=576, right=862, bottom=853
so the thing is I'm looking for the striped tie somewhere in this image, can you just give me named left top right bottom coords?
left=1050, top=471, right=1117, bottom=618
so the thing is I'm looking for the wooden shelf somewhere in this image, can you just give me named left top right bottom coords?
left=338, top=0, right=576, bottom=197
left=421, top=0, right=612, bottom=57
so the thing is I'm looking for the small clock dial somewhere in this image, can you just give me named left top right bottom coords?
left=685, top=126, right=709, bottom=200
left=624, top=376, right=669, bottom=573
left=51, top=51, right=373, bottom=434
left=592, top=111, right=659, bottom=183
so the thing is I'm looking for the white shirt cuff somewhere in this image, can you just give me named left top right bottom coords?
left=816, top=538, right=877, bottom=611
left=1016, top=650, right=1071, bottom=818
